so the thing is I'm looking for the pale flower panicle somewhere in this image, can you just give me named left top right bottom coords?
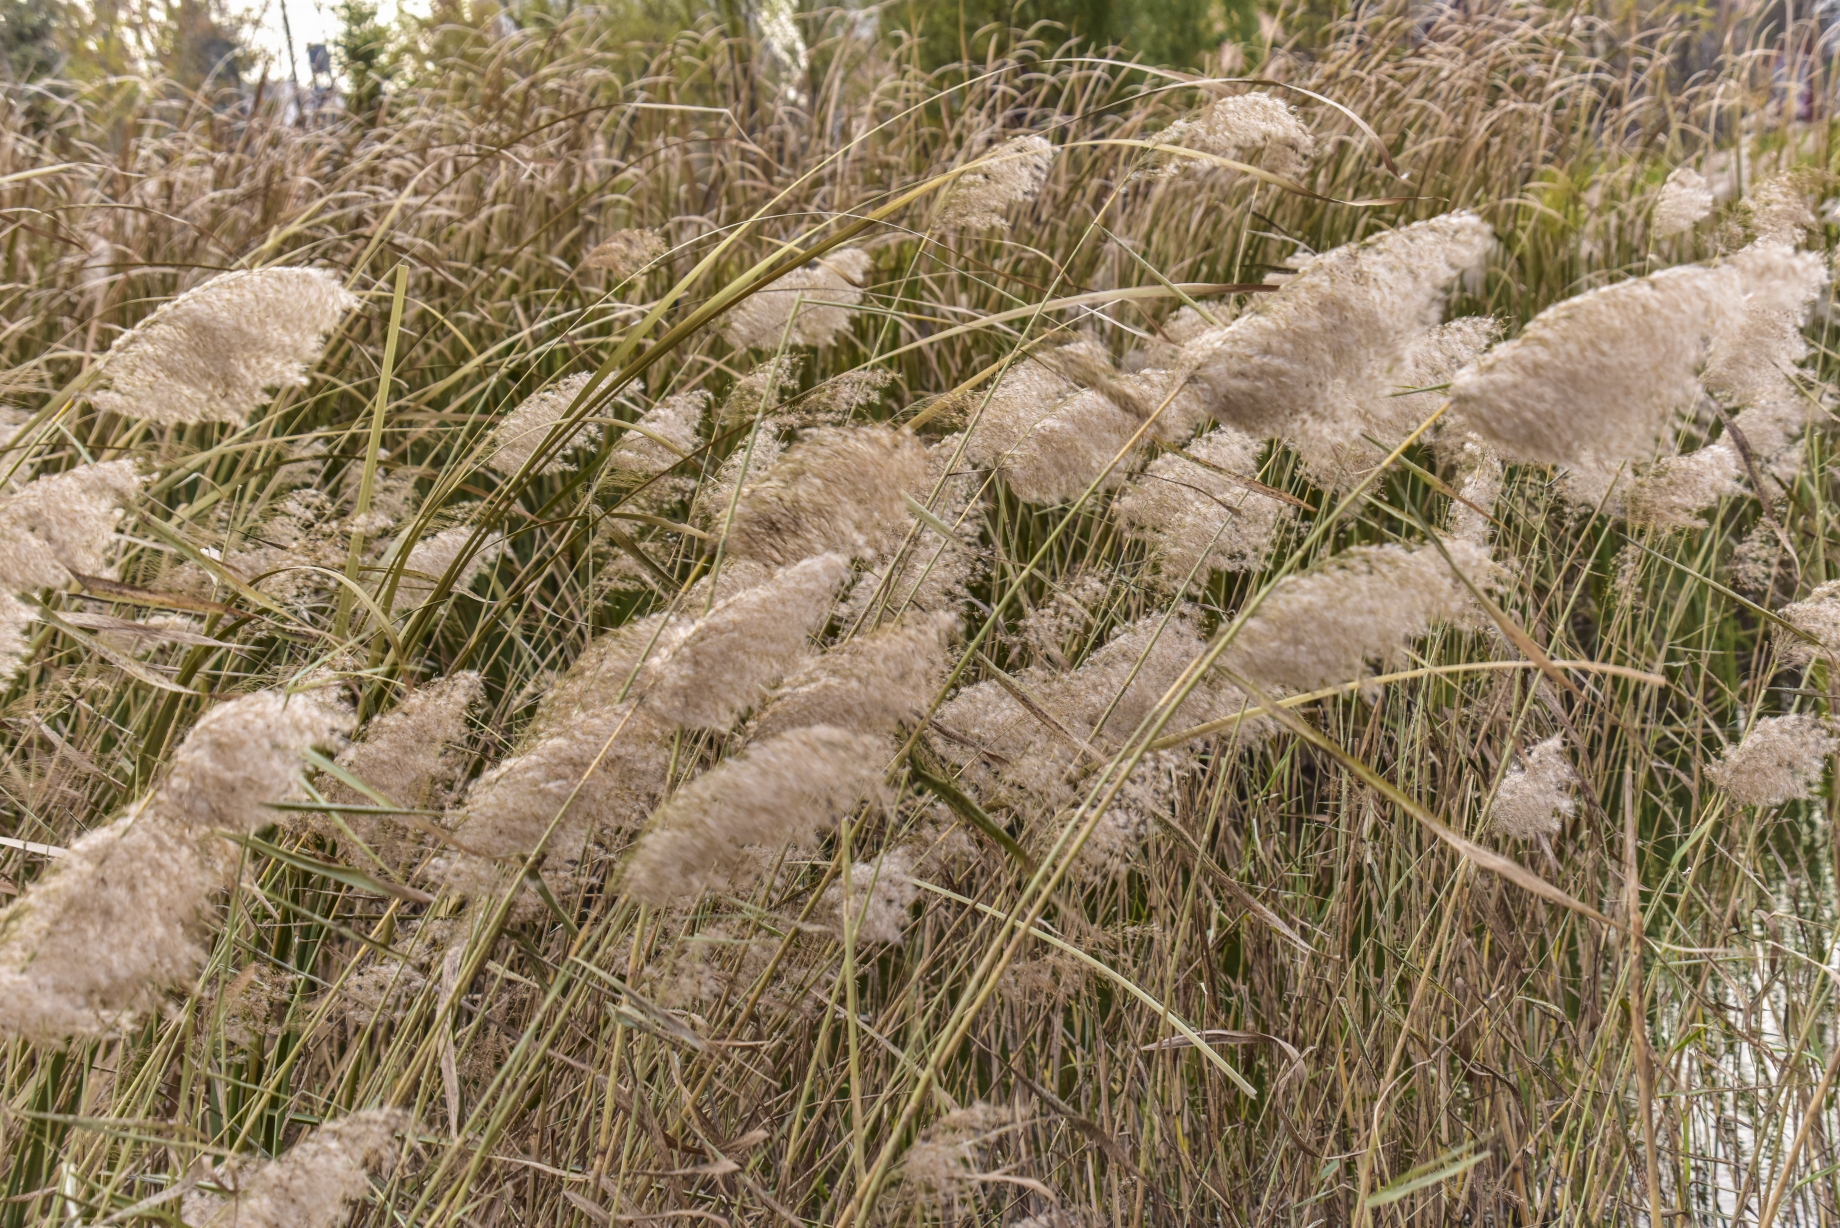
left=721, top=248, right=872, bottom=350
left=181, top=1108, right=413, bottom=1228
left=622, top=724, right=890, bottom=904
left=640, top=553, right=852, bottom=731
left=938, top=134, right=1056, bottom=230
left=1708, top=714, right=1840, bottom=806
left=752, top=611, right=956, bottom=741
left=583, top=228, right=667, bottom=279
left=488, top=374, right=600, bottom=476
left=90, top=266, right=357, bottom=426
left=1489, top=736, right=1579, bottom=839
left=726, top=423, right=928, bottom=564
left=0, top=459, right=142, bottom=591
left=1653, top=167, right=1714, bottom=238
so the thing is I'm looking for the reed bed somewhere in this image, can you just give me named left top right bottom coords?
left=1, top=3, right=1839, bottom=1224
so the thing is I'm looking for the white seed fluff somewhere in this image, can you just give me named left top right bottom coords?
left=89, top=267, right=357, bottom=426
left=1707, top=714, right=1840, bottom=806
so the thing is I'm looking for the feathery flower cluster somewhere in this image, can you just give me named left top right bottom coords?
left=89, top=267, right=357, bottom=426
left=965, top=339, right=1174, bottom=505
left=1446, top=442, right=1503, bottom=544
left=1190, top=212, right=1496, bottom=486
left=1156, top=92, right=1315, bottom=179
left=1741, top=173, right=1818, bottom=247
left=583, top=228, right=667, bottom=279
left=182, top=1108, right=412, bottom=1228
left=1705, top=243, right=1830, bottom=481
left=641, top=553, right=851, bottom=730
left=900, top=1104, right=1026, bottom=1208
left=937, top=612, right=1245, bottom=816
left=1448, top=264, right=1728, bottom=505
left=726, top=424, right=927, bottom=563
left=844, top=434, right=987, bottom=625
left=830, top=846, right=920, bottom=944
left=938, top=134, right=1056, bottom=229
left=397, top=516, right=507, bottom=603
left=1707, top=714, right=1840, bottom=806
left=721, top=248, right=872, bottom=350
left=609, top=390, right=707, bottom=478
left=316, top=672, right=481, bottom=870
left=752, top=612, right=955, bottom=741
left=1489, top=736, right=1579, bottom=839
left=1775, top=581, right=1840, bottom=666
left=1115, top=426, right=1291, bottom=588
left=1653, top=167, right=1714, bottom=238
left=0, top=459, right=142, bottom=591
left=488, top=374, right=599, bottom=476
left=623, top=725, right=890, bottom=904
left=1219, top=538, right=1495, bottom=696
left=0, top=691, right=348, bottom=1041
left=443, top=617, right=678, bottom=897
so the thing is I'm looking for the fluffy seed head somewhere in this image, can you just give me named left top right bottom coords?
left=1620, top=440, right=1742, bottom=529
left=488, top=374, right=600, bottom=475
left=182, top=1108, right=413, bottom=1228
left=0, top=808, right=212, bottom=1042
left=1708, top=714, right=1840, bottom=806
left=622, top=724, right=890, bottom=904
left=641, top=553, right=852, bottom=730
left=726, top=424, right=928, bottom=563
left=1115, top=426, right=1291, bottom=587
left=1448, top=264, right=1728, bottom=492
left=157, top=690, right=354, bottom=833
left=397, top=522, right=506, bottom=602
left=317, top=673, right=481, bottom=868
left=1159, top=92, right=1315, bottom=178
left=965, top=340, right=1152, bottom=505
left=442, top=700, right=673, bottom=898
left=584, top=228, right=666, bottom=279
left=752, top=611, right=956, bottom=740
left=843, top=434, right=986, bottom=625
left=1776, top=581, right=1840, bottom=666
left=0, top=591, right=35, bottom=682
left=0, top=460, right=142, bottom=590
left=1742, top=174, right=1819, bottom=247
left=1704, top=243, right=1829, bottom=482
left=938, top=134, right=1056, bottom=229
left=609, top=391, right=707, bottom=477
left=1220, top=538, right=1495, bottom=695
left=1189, top=213, right=1494, bottom=484
left=901, top=1104, right=1025, bottom=1206
left=1489, top=736, right=1578, bottom=839
left=90, top=267, right=356, bottom=426
left=830, top=847, right=919, bottom=944
left=1653, top=167, right=1714, bottom=238
left=721, top=248, right=872, bottom=350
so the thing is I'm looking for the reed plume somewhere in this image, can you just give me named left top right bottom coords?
left=1188, top=212, right=1494, bottom=485
left=488, top=374, right=598, bottom=476
left=1115, top=426, right=1291, bottom=587
left=1707, top=714, right=1840, bottom=806
left=752, top=611, right=955, bottom=741
left=583, top=228, right=667, bottom=279
left=939, top=134, right=1056, bottom=229
left=622, top=724, right=889, bottom=904
left=1653, top=167, right=1714, bottom=237
left=726, top=424, right=928, bottom=563
left=0, top=690, right=349, bottom=1041
left=1447, top=264, right=1728, bottom=504
left=1220, top=539, right=1495, bottom=695
left=181, top=1108, right=413, bottom=1228
left=721, top=248, right=873, bottom=350
left=0, top=459, right=142, bottom=591
left=1488, top=736, right=1579, bottom=839
left=1156, top=92, right=1315, bottom=178
left=641, top=553, right=852, bottom=730
left=89, top=267, right=357, bottom=426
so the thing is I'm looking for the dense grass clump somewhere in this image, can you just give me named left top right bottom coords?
left=4, top=5, right=1840, bottom=1226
